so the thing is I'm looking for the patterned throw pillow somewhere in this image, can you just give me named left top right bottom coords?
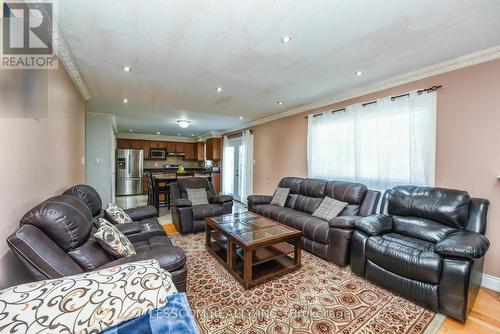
left=95, top=218, right=136, bottom=258
left=105, top=203, right=133, bottom=224
left=312, top=196, right=348, bottom=220
left=0, top=259, right=169, bottom=334
left=270, top=187, right=290, bottom=207
left=186, top=188, right=209, bottom=206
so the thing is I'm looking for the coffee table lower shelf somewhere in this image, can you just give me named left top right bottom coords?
left=206, top=240, right=300, bottom=289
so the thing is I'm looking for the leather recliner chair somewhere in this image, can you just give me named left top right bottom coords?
left=7, top=195, right=188, bottom=291
left=170, top=177, right=233, bottom=234
left=350, top=186, right=490, bottom=322
left=63, top=184, right=166, bottom=242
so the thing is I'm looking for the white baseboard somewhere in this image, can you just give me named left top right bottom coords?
left=482, top=274, right=500, bottom=292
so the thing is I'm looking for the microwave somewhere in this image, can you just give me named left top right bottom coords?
left=150, top=149, right=166, bottom=159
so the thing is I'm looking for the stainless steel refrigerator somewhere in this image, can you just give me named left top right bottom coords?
left=116, top=149, right=144, bottom=196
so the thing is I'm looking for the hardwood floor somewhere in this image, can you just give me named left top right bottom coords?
left=438, top=288, right=500, bottom=333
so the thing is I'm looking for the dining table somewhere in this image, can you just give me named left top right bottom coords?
left=152, top=173, right=212, bottom=211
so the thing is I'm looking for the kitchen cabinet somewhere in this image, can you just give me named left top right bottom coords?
left=142, top=175, right=148, bottom=193
left=117, top=138, right=131, bottom=149
left=211, top=173, right=221, bottom=194
left=195, top=142, right=204, bottom=161
left=184, top=143, right=195, bottom=160
left=175, top=143, right=184, bottom=153
left=205, top=138, right=221, bottom=161
left=129, top=140, right=150, bottom=159
left=167, top=142, right=176, bottom=152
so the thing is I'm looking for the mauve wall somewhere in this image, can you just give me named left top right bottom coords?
left=250, top=58, right=500, bottom=278
left=0, top=66, right=85, bottom=288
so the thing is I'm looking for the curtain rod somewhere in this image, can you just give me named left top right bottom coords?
left=305, top=85, right=442, bottom=119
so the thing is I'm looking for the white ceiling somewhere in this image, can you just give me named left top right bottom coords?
left=60, top=0, right=500, bottom=136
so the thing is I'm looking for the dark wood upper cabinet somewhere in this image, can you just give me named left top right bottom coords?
left=175, top=143, right=184, bottom=153
left=129, top=140, right=150, bottom=159
left=195, top=142, right=204, bottom=161
left=167, top=142, right=176, bottom=152
left=117, top=138, right=131, bottom=149
left=206, top=138, right=221, bottom=161
left=183, top=143, right=195, bottom=160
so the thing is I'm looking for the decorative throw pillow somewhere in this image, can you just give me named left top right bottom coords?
left=105, top=203, right=133, bottom=224
left=186, top=188, right=209, bottom=206
left=0, top=259, right=169, bottom=334
left=312, top=196, right=348, bottom=220
left=95, top=218, right=136, bottom=258
left=270, top=187, right=290, bottom=207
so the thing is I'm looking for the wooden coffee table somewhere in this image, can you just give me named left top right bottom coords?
left=205, top=212, right=302, bottom=289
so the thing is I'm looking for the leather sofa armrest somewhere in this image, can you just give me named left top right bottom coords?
left=116, top=222, right=142, bottom=235
left=247, top=195, right=273, bottom=206
left=210, top=195, right=233, bottom=204
left=435, top=230, right=490, bottom=259
left=329, top=216, right=363, bottom=229
left=354, top=214, right=393, bottom=236
left=124, top=205, right=158, bottom=220
left=173, top=199, right=192, bottom=207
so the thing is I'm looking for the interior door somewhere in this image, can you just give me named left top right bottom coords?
left=224, top=138, right=242, bottom=202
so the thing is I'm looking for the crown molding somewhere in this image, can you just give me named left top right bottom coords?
left=117, top=132, right=198, bottom=143
left=221, top=44, right=500, bottom=135
left=57, top=31, right=92, bottom=101
left=194, top=131, right=223, bottom=142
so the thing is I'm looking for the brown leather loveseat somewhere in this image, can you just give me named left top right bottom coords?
left=247, top=177, right=380, bottom=266
left=7, top=195, right=188, bottom=291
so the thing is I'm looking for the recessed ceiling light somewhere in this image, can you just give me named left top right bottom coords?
left=177, top=133, right=180, bottom=136
left=239, top=116, right=243, bottom=120
left=122, top=98, right=128, bottom=103
left=191, top=134, right=194, bottom=136
left=156, top=131, right=160, bottom=135
left=277, top=101, right=283, bottom=105
left=281, top=36, right=291, bottom=43
left=129, top=129, right=133, bottom=132
left=177, top=120, right=191, bottom=128
left=216, top=87, right=222, bottom=92
left=355, top=71, right=363, bottom=76
left=122, top=66, right=132, bottom=72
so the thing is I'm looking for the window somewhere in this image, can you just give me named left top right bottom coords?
left=307, top=90, right=436, bottom=190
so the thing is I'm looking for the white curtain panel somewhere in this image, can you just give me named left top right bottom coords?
left=221, top=136, right=231, bottom=195
left=239, top=130, right=254, bottom=205
left=307, top=90, right=436, bottom=190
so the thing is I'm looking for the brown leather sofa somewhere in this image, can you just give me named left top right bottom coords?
left=63, top=184, right=165, bottom=242
left=351, top=186, right=490, bottom=322
left=7, top=195, right=188, bottom=291
left=247, top=177, right=380, bottom=266
left=170, top=177, right=233, bottom=234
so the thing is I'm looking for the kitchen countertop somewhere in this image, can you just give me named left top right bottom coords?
left=144, top=167, right=219, bottom=173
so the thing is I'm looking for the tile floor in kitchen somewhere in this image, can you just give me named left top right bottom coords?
left=115, top=194, right=247, bottom=226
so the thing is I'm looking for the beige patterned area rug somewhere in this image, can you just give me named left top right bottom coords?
left=171, top=233, right=444, bottom=334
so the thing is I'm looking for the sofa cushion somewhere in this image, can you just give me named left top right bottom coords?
left=63, top=184, right=103, bottom=217
left=387, top=186, right=470, bottom=229
left=312, top=196, right=348, bottom=220
left=20, top=195, right=92, bottom=252
left=392, top=215, right=456, bottom=243
left=186, top=188, right=209, bottom=206
left=366, top=233, right=442, bottom=284
left=270, top=187, right=290, bottom=207
left=324, top=181, right=367, bottom=205
left=94, top=219, right=136, bottom=258
left=293, top=195, right=322, bottom=214
left=68, top=238, right=113, bottom=271
left=192, top=204, right=223, bottom=220
left=0, top=259, right=169, bottom=334
left=299, top=178, right=328, bottom=197
left=278, top=177, right=303, bottom=194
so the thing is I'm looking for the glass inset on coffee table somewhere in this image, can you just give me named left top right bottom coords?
left=205, top=212, right=302, bottom=289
